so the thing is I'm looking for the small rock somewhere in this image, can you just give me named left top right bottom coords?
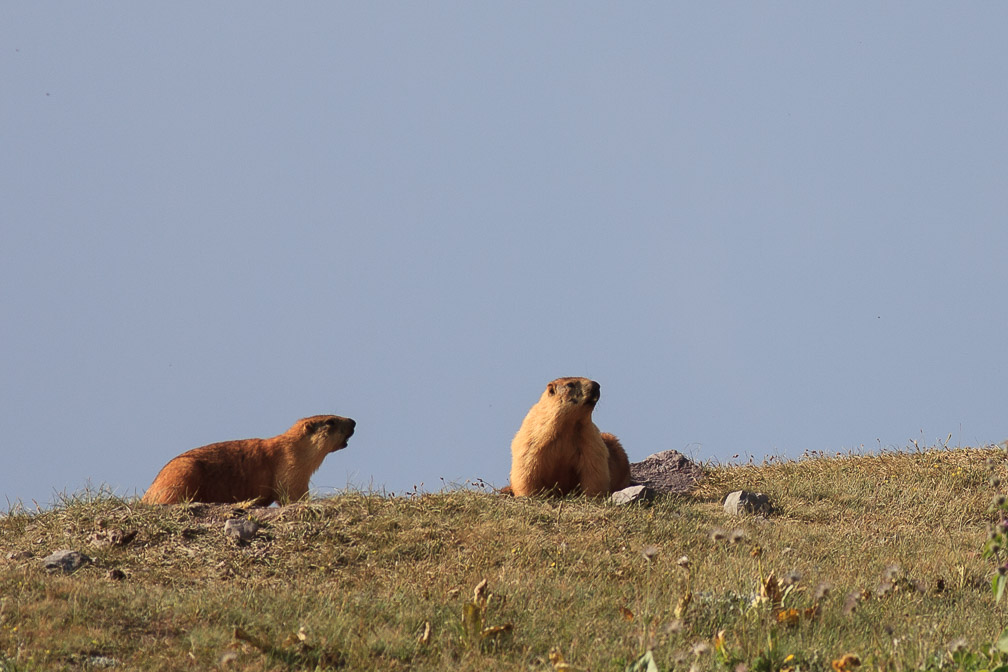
left=87, top=655, right=117, bottom=668
left=723, top=490, right=773, bottom=516
left=42, top=550, right=92, bottom=574
left=224, top=518, right=260, bottom=543
left=610, top=485, right=654, bottom=505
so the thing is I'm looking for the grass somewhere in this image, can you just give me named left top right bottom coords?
left=2, top=445, right=1008, bottom=671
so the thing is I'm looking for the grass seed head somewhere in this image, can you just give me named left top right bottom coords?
left=641, top=545, right=659, bottom=562
left=842, top=591, right=861, bottom=615
left=814, top=582, right=833, bottom=601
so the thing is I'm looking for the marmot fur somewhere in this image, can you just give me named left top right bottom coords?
left=142, top=415, right=355, bottom=505
left=508, top=377, right=630, bottom=496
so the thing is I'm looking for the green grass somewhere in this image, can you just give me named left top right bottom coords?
left=2, top=446, right=1008, bottom=671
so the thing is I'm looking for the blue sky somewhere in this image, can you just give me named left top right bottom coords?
left=3, top=4, right=1007, bottom=507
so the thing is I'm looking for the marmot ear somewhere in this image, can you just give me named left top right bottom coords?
left=547, top=383, right=556, bottom=396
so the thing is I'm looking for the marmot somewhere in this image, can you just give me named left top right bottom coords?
left=141, top=415, right=356, bottom=505
left=508, top=377, right=631, bottom=496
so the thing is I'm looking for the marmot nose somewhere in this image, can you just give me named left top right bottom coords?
left=346, top=418, right=356, bottom=436
left=589, top=381, right=600, bottom=400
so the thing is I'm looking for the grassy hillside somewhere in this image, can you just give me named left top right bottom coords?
left=2, top=447, right=1007, bottom=671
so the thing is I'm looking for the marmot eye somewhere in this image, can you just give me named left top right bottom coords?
left=566, top=382, right=577, bottom=389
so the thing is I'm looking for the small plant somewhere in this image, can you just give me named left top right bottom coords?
left=232, top=625, right=346, bottom=669
left=460, top=579, right=513, bottom=650
left=941, top=630, right=1008, bottom=672
left=982, top=448, right=1008, bottom=602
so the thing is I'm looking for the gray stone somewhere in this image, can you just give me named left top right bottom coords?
left=42, top=550, right=92, bottom=574
left=629, top=449, right=703, bottom=494
left=723, top=490, right=773, bottom=516
left=610, top=485, right=654, bottom=505
left=224, top=518, right=260, bottom=543
left=87, top=655, right=117, bottom=668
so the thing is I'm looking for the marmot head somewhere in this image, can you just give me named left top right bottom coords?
left=542, top=377, right=601, bottom=413
left=295, top=415, right=357, bottom=452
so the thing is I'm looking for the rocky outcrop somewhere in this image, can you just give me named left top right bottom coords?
left=628, top=449, right=703, bottom=494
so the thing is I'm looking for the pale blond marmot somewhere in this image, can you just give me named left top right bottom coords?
left=141, top=415, right=355, bottom=505
left=508, top=377, right=631, bottom=496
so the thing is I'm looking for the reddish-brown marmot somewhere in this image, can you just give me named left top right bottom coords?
left=142, top=415, right=355, bottom=505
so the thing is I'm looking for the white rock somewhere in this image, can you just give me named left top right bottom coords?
left=723, top=490, right=773, bottom=516
left=224, top=518, right=260, bottom=542
left=610, top=485, right=653, bottom=505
